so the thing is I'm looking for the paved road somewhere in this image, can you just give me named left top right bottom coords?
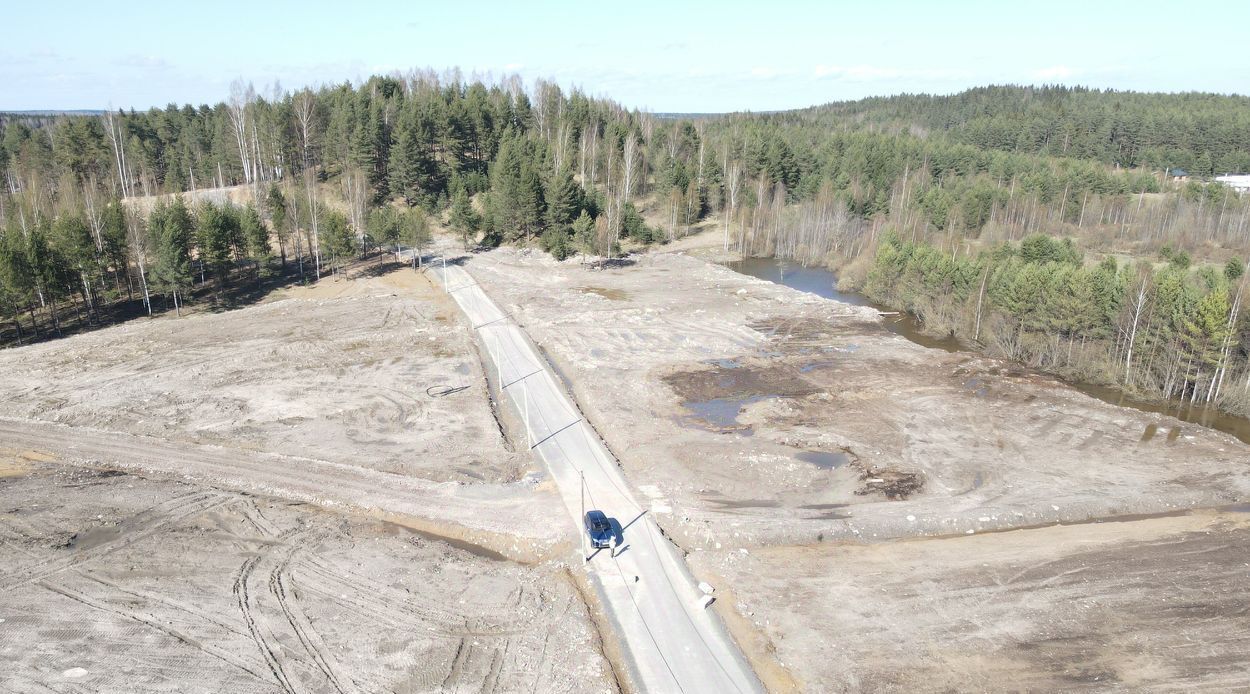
left=438, top=260, right=763, bottom=693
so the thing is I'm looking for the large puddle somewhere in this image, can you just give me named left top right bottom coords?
left=723, top=256, right=1250, bottom=445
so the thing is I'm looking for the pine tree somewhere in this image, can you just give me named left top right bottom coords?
left=546, top=169, right=581, bottom=233
left=321, top=211, right=356, bottom=275
left=149, top=197, right=194, bottom=314
left=572, top=211, right=596, bottom=259
left=240, top=204, right=270, bottom=284
left=448, top=188, right=479, bottom=250
left=196, top=202, right=238, bottom=296
left=265, top=184, right=289, bottom=271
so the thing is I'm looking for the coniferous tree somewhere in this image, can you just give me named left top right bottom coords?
left=196, top=202, right=239, bottom=296
left=148, top=197, right=194, bottom=314
left=448, top=187, right=479, bottom=250
left=240, top=204, right=270, bottom=284
left=320, top=211, right=355, bottom=275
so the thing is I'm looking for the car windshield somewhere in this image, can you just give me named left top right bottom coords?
left=590, top=519, right=610, bottom=531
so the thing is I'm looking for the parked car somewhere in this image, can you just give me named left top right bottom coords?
left=584, top=510, right=613, bottom=549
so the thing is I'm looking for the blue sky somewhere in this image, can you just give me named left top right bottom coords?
left=3, top=0, right=1246, bottom=112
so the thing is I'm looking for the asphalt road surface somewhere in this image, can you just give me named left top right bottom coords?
left=439, top=259, right=763, bottom=694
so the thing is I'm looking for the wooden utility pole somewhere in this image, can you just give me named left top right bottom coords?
left=580, top=470, right=587, bottom=563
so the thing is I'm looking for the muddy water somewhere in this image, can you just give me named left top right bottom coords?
left=1072, top=381, right=1250, bottom=446
left=796, top=450, right=851, bottom=469
left=724, top=256, right=1250, bottom=445
left=723, top=257, right=963, bottom=352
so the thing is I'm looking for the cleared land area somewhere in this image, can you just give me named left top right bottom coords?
left=0, top=265, right=616, bottom=692
left=691, top=510, right=1250, bottom=691
left=457, top=237, right=1250, bottom=690
left=0, top=268, right=563, bottom=553
left=0, top=460, right=611, bottom=693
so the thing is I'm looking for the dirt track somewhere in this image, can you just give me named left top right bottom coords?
left=0, top=268, right=566, bottom=552
left=0, top=265, right=615, bottom=692
left=691, top=509, right=1250, bottom=692
left=0, top=461, right=611, bottom=693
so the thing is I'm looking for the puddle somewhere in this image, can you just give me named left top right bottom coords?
left=668, top=359, right=819, bottom=436
left=799, top=360, right=836, bottom=374
left=796, top=450, right=850, bottom=469
left=964, top=378, right=988, bottom=397
left=1140, top=424, right=1158, bottom=442
left=705, top=358, right=743, bottom=370
left=455, top=363, right=471, bottom=375
left=1221, top=503, right=1250, bottom=513
left=577, top=286, right=628, bottom=301
left=799, top=503, right=848, bottom=510
left=681, top=395, right=772, bottom=432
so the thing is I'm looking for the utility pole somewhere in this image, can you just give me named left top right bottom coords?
left=523, top=380, right=531, bottom=448
left=442, top=256, right=448, bottom=292
left=580, top=470, right=587, bottom=563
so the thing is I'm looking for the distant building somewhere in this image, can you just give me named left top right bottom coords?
left=1214, top=174, right=1250, bottom=194
left=1167, top=168, right=1189, bottom=183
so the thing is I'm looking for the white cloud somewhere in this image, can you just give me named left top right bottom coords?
left=813, top=64, right=967, bottom=82
left=504, top=62, right=525, bottom=71
left=1032, top=65, right=1076, bottom=80
left=116, top=54, right=171, bottom=70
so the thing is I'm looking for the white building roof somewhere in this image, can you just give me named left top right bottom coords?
left=1214, top=174, right=1250, bottom=192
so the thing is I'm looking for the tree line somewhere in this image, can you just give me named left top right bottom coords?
left=4, top=77, right=1250, bottom=419
left=0, top=70, right=704, bottom=341
left=854, top=233, right=1249, bottom=413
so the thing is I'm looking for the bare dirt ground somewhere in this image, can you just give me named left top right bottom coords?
left=0, top=459, right=612, bottom=693
left=457, top=235, right=1250, bottom=690
left=461, top=244, right=1250, bottom=547
left=0, top=264, right=617, bottom=692
left=0, top=266, right=566, bottom=553
left=690, top=509, right=1250, bottom=692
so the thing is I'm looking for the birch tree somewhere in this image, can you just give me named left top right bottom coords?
left=227, top=80, right=256, bottom=185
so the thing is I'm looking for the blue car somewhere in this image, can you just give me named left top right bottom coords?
left=584, top=510, right=613, bottom=549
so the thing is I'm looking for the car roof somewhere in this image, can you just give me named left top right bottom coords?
left=586, top=509, right=606, bottom=519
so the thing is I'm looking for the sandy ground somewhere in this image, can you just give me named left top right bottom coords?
left=0, top=266, right=567, bottom=553
left=456, top=236, right=1250, bottom=690
left=0, top=460, right=612, bottom=693
left=691, top=510, right=1250, bottom=692
left=0, top=263, right=618, bottom=692
left=460, top=245, right=1250, bottom=547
